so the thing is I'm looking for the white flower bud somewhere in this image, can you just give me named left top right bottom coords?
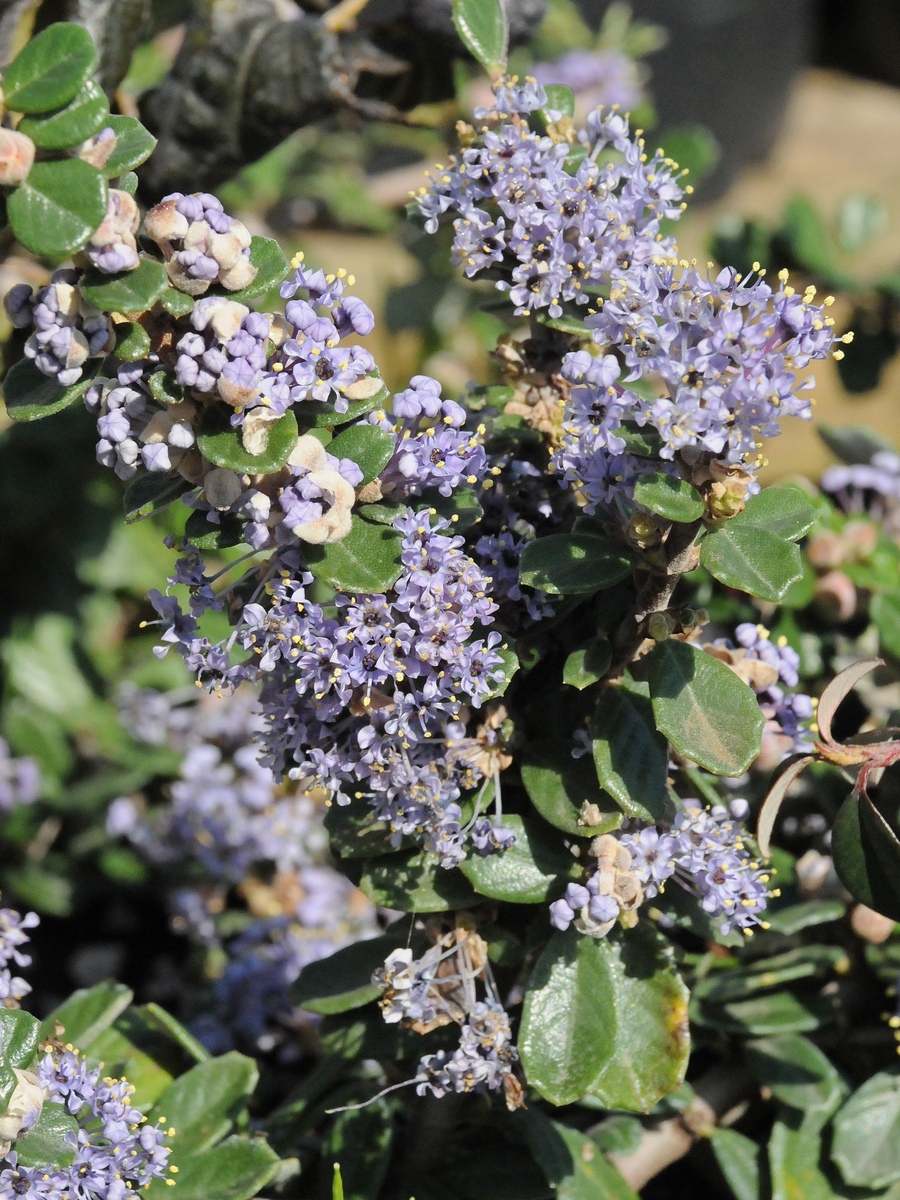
left=0, top=130, right=35, bottom=187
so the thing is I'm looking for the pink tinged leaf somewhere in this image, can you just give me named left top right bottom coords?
left=757, top=754, right=816, bottom=857
left=815, top=658, right=884, bottom=748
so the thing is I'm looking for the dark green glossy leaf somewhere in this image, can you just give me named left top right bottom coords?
left=460, top=814, right=575, bottom=903
left=872, top=590, right=900, bottom=660
left=832, top=1068, right=900, bottom=1189
left=832, top=790, right=900, bottom=922
left=452, top=0, right=508, bottom=76
left=293, top=372, right=389, bottom=428
left=19, top=79, right=108, bottom=149
left=87, top=1006, right=203, bottom=1109
left=732, top=486, right=819, bottom=541
left=519, top=930, right=616, bottom=1106
left=520, top=534, right=633, bottom=595
left=305, top=516, right=403, bottom=595
left=3, top=23, right=97, bottom=113
left=114, top=320, right=151, bottom=361
left=144, top=1135, right=279, bottom=1200
left=328, top=424, right=394, bottom=486
left=359, top=849, right=476, bottom=912
left=210, top=235, right=289, bottom=304
left=141, top=1003, right=209, bottom=1065
left=356, top=501, right=407, bottom=527
left=0, top=1009, right=41, bottom=1111
left=197, top=405, right=297, bottom=475
left=710, top=1128, right=763, bottom=1200
left=152, top=1053, right=257, bottom=1155
left=700, top=525, right=803, bottom=602
left=693, top=991, right=837, bottom=1037
left=417, top=486, right=484, bottom=530
left=183, top=511, right=246, bottom=550
left=764, top=900, right=844, bottom=936
left=15, top=1103, right=78, bottom=1169
left=563, top=639, right=611, bottom=690
left=746, top=1035, right=845, bottom=1128
left=159, top=287, right=194, bottom=318
left=81, top=257, right=169, bottom=314
left=103, top=114, right=158, bottom=176
left=521, top=741, right=622, bottom=837
left=693, top=948, right=845, bottom=1006
left=8, top=159, right=107, bottom=258
left=520, top=1108, right=640, bottom=1200
left=647, top=640, right=764, bottom=776
left=587, top=926, right=690, bottom=1112
left=40, top=981, right=133, bottom=1047
left=591, top=683, right=670, bottom=820
left=292, top=929, right=412, bottom=1015
left=325, top=801, right=409, bottom=860
left=633, top=472, right=704, bottom=523
left=3, top=357, right=99, bottom=422
left=120, top=470, right=188, bottom=525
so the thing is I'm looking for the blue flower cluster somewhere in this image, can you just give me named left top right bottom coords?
left=144, top=191, right=256, bottom=295
left=5, top=271, right=112, bottom=386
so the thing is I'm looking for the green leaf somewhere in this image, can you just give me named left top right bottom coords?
left=153, top=1053, right=258, bottom=1155
left=305, top=515, right=403, bottom=594
left=521, top=741, right=622, bottom=837
left=19, top=79, right=108, bottom=149
left=541, top=84, right=575, bottom=119
left=519, top=533, right=633, bottom=595
left=769, top=1119, right=834, bottom=1200
left=832, top=1068, right=900, bottom=1189
left=563, top=639, right=611, bottom=690
left=87, top=1006, right=203, bottom=1109
left=145, top=1135, right=279, bottom=1200
left=589, top=1115, right=644, bottom=1156
left=873, top=590, right=900, bottom=660
left=732, top=486, right=819, bottom=541
left=8, top=158, right=107, bottom=258
left=293, top=372, right=390, bottom=428
left=333, top=1163, right=345, bottom=1200
left=647, top=640, right=764, bottom=776
left=183, top=511, right=246, bottom=550
left=325, top=802, right=408, bottom=860
left=197, top=405, right=298, bottom=475
left=209, top=236, right=289, bottom=304
left=3, top=23, right=97, bottom=113
left=2, top=357, right=99, bottom=422
left=117, top=171, right=138, bottom=196
left=591, top=684, right=670, bottom=820
left=123, top=473, right=191, bottom=523
left=535, top=310, right=584, bottom=336
left=633, top=472, right=704, bottom=523
left=520, top=1108, right=640, bottom=1200
left=147, top=369, right=186, bottom=405
left=357, top=501, right=408, bottom=527
left=328, top=425, right=395, bottom=486
left=103, top=114, right=158, bottom=176
left=710, top=1128, right=763, bottom=1200
left=745, top=1035, right=845, bottom=1129
left=15, top=1102, right=79, bottom=1169
left=40, top=981, right=133, bottom=1047
left=693, top=991, right=837, bottom=1037
left=658, top=125, right=721, bottom=185
left=460, top=814, right=575, bottom=903
left=700, top=525, right=803, bottom=602
left=783, top=194, right=852, bottom=286
left=80, top=257, right=169, bottom=314
left=359, top=849, right=476, bottom=912
left=114, top=320, right=151, bottom=361
left=291, top=929, right=412, bottom=1015
left=141, top=1003, right=210, bottom=1065
left=610, top=422, right=663, bottom=458
left=764, top=899, right=844, bottom=936
left=451, top=0, right=509, bottom=77
left=326, top=1100, right=395, bottom=1200
left=417, top=486, right=484, bottom=531
left=159, top=286, right=194, bottom=318
left=0, top=1009, right=41, bottom=1111
left=587, top=926, right=690, bottom=1112
left=832, top=790, right=900, bottom=922
left=519, top=930, right=616, bottom=1106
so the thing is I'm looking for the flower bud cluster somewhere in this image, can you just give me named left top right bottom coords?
left=143, top=191, right=256, bottom=295
left=83, top=188, right=141, bottom=274
left=175, top=298, right=271, bottom=408
left=5, top=271, right=113, bottom=386
left=549, top=834, right=643, bottom=936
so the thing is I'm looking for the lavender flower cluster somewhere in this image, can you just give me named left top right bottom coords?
left=533, top=47, right=644, bottom=114
left=6, top=271, right=113, bottom=387
left=550, top=800, right=770, bottom=938
left=822, top=449, right=900, bottom=528
left=0, top=903, right=38, bottom=1006
left=143, top=191, right=256, bottom=295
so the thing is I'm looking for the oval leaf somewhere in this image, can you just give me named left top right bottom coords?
left=700, top=525, right=803, bottom=602
left=184, top=511, right=246, bottom=550
left=832, top=1069, right=900, bottom=1189
left=39, top=981, right=133, bottom=1047
left=144, top=1135, right=279, bottom=1200
left=633, top=472, right=704, bottom=523
left=452, top=0, right=509, bottom=77
left=3, top=357, right=99, bottom=422
left=80, top=257, right=169, bottom=314
left=103, top=114, right=158, bottom=176
left=18, top=79, right=108, bottom=149
left=520, top=533, right=633, bottom=595
left=647, top=640, right=764, bottom=776
left=3, top=23, right=97, bottom=113
left=732, top=486, right=819, bottom=541
left=563, top=639, right=611, bottom=690
left=8, top=159, right=108, bottom=258
left=591, top=683, right=670, bottom=821
left=460, top=814, right=575, bottom=903
left=832, top=790, right=900, bottom=922
left=359, top=849, right=476, bottom=912
left=519, top=930, right=616, bottom=1107
left=328, top=424, right=395, bottom=486
left=304, top=515, right=403, bottom=594
left=197, top=406, right=298, bottom=476
left=15, top=1102, right=78, bottom=1169
left=291, top=929, right=411, bottom=1016
left=152, top=1053, right=258, bottom=1156
left=520, top=742, right=622, bottom=838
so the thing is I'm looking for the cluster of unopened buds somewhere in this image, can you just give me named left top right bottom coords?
left=549, top=835, right=643, bottom=936
left=143, top=191, right=257, bottom=294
